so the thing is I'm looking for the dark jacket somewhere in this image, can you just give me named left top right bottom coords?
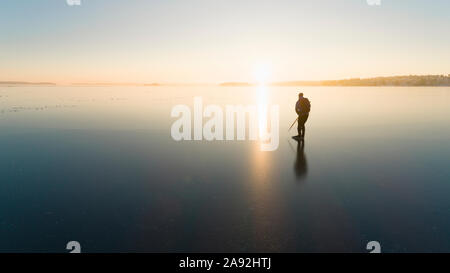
left=296, top=98, right=310, bottom=115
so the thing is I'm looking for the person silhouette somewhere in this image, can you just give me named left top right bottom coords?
left=295, top=93, right=311, bottom=139
left=294, top=139, right=308, bottom=180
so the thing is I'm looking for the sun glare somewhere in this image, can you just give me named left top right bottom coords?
left=253, top=62, right=271, bottom=138
left=253, top=63, right=272, bottom=85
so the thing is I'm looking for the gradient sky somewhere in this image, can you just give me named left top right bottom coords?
left=1, top=0, right=449, bottom=84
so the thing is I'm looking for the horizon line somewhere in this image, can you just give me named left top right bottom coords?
left=1, top=74, right=449, bottom=87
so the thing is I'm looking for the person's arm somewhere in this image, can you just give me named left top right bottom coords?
left=295, top=101, right=301, bottom=115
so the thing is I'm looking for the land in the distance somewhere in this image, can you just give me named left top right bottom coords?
left=0, top=81, right=55, bottom=86
left=221, top=75, right=450, bottom=87
left=1, top=75, right=450, bottom=87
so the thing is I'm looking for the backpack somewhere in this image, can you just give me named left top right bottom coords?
left=300, top=98, right=311, bottom=114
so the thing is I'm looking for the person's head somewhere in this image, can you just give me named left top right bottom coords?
left=298, top=92, right=304, bottom=98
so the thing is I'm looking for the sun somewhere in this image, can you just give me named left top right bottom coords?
left=253, top=62, right=272, bottom=85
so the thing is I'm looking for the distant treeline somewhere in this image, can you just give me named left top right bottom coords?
left=0, top=81, right=55, bottom=85
left=221, top=75, right=450, bottom=87
left=219, top=82, right=253, bottom=87
left=281, top=75, right=450, bottom=86
left=2, top=75, right=450, bottom=87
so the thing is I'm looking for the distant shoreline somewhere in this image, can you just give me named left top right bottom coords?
left=221, top=75, right=450, bottom=87
left=0, top=81, right=55, bottom=86
left=1, top=75, right=449, bottom=87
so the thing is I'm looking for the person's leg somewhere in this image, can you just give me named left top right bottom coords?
left=301, top=114, right=309, bottom=138
left=297, top=117, right=302, bottom=136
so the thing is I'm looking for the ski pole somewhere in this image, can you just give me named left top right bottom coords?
left=288, top=117, right=298, bottom=131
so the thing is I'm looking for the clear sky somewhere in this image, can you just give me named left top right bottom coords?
left=1, top=0, right=449, bottom=84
